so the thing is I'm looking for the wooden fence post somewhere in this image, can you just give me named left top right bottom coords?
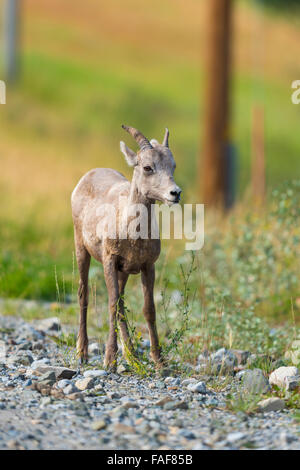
left=251, top=105, right=265, bottom=205
left=201, top=0, right=233, bottom=209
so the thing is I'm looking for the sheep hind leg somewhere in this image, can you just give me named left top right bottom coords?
left=76, top=244, right=91, bottom=364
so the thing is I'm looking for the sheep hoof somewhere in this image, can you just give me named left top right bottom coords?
left=151, top=355, right=167, bottom=370
left=78, top=356, right=88, bottom=366
left=104, top=354, right=118, bottom=372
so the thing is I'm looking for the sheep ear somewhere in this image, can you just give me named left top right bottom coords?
left=150, top=139, right=159, bottom=147
left=120, top=141, right=138, bottom=167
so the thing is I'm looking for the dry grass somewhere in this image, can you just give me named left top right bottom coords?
left=22, top=0, right=300, bottom=83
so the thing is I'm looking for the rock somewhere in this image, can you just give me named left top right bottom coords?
left=67, top=392, right=84, bottom=401
left=50, top=388, right=65, bottom=399
left=120, top=396, right=134, bottom=403
left=226, top=431, right=247, bottom=444
left=7, top=439, right=23, bottom=450
left=16, top=341, right=32, bottom=351
left=164, top=376, right=175, bottom=385
left=72, top=403, right=90, bottom=417
left=36, top=411, right=48, bottom=420
left=231, top=350, right=251, bottom=366
left=182, top=378, right=197, bottom=387
left=112, top=423, right=136, bottom=434
left=91, top=419, right=107, bottom=431
left=235, top=370, right=247, bottom=380
left=210, top=348, right=237, bottom=374
left=83, top=369, right=107, bottom=378
left=155, top=381, right=166, bottom=389
left=75, top=377, right=96, bottom=391
left=117, top=364, right=129, bottom=374
left=257, top=397, right=285, bottom=413
left=7, top=351, right=33, bottom=366
left=241, top=368, right=270, bottom=394
left=164, top=400, right=189, bottom=410
left=269, top=366, right=299, bottom=388
left=136, top=421, right=151, bottom=433
left=192, top=443, right=211, bottom=450
left=38, top=371, right=56, bottom=386
left=88, top=343, right=101, bottom=355
left=30, top=358, right=51, bottom=369
left=63, top=384, right=79, bottom=395
left=106, top=391, right=120, bottom=399
left=172, top=378, right=181, bottom=386
left=40, top=397, right=52, bottom=407
left=278, top=431, right=297, bottom=446
left=29, top=365, right=76, bottom=380
left=16, top=325, right=44, bottom=342
left=56, top=379, right=72, bottom=389
left=206, top=397, right=220, bottom=407
left=164, top=377, right=180, bottom=387
left=36, top=317, right=61, bottom=333
left=110, top=405, right=127, bottom=416
left=178, top=429, right=195, bottom=440
left=187, top=381, right=207, bottom=394
left=119, top=401, right=139, bottom=410
left=34, top=382, right=52, bottom=395
left=284, top=375, right=300, bottom=392
left=0, top=339, right=6, bottom=358
left=32, top=341, right=44, bottom=351
left=154, top=396, right=174, bottom=407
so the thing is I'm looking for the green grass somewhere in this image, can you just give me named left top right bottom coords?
left=225, top=391, right=263, bottom=415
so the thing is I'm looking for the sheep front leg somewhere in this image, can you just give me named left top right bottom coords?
left=103, top=256, right=119, bottom=369
left=141, top=264, right=164, bottom=366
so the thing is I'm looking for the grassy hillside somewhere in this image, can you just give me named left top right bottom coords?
left=0, top=0, right=299, bottom=305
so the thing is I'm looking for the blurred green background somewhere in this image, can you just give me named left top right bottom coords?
left=0, top=0, right=299, bottom=302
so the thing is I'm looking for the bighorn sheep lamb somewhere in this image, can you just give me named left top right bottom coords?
left=71, top=125, right=181, bottom=369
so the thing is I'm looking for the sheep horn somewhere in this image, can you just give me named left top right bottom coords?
left=122, top=125, right=152, bottom=151
left=162, top=128, right=169, bottom=147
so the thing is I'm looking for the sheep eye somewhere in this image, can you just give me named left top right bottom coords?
left=143, top=166, right=152, bottom=172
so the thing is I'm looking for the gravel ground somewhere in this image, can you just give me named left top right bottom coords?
left=0, top=314, right=299, bottom=450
